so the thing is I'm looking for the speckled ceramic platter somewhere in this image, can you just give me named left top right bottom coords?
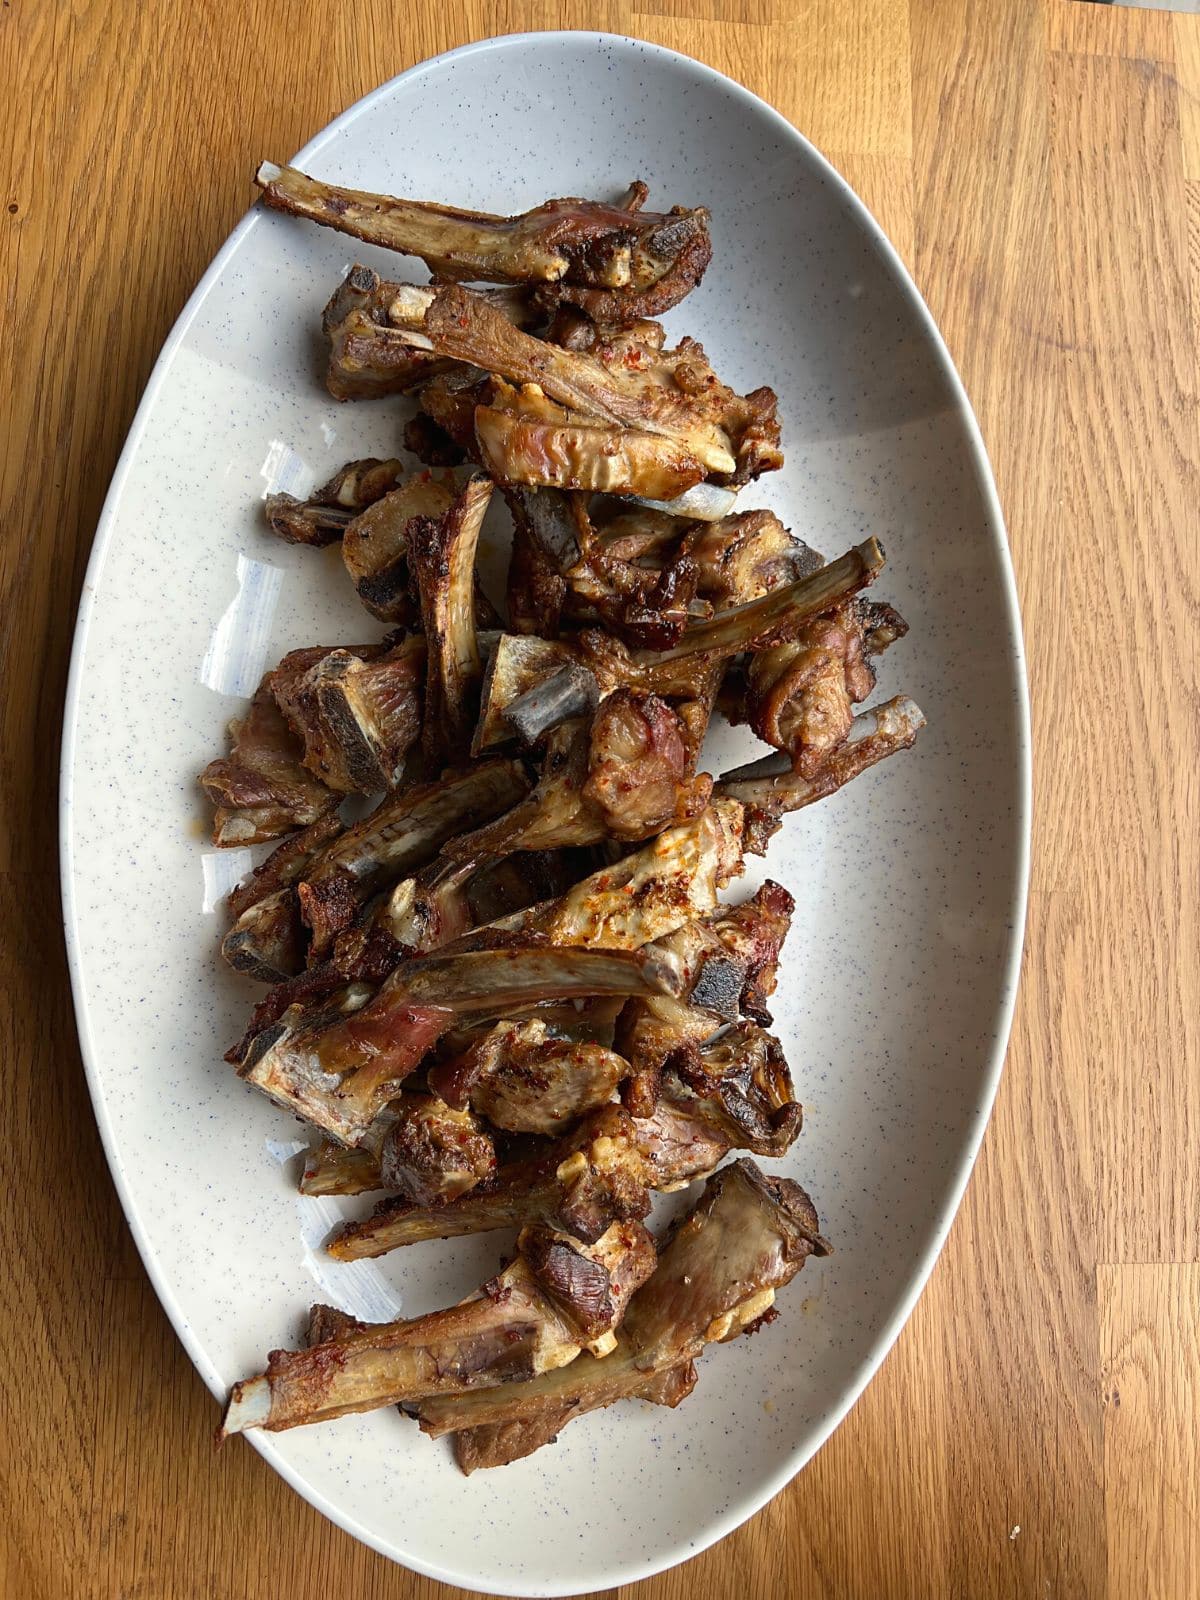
left=60, top=32, right=1029, bottom=1596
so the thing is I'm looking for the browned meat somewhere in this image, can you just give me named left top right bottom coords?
left=406, top=475, right=492, bottom=768
left=340, top=473, right=456, bottom=623
left=271, top=637, right=425, bottom=793
left=377, top=1095, right=497, bottom=1205
left=681, top=507, right=825, bottom=607
left=238, top=943, right=682, bottom=1146
left=255, top=164, right=710, bottom=319
left=404, top=411, right=467, bottom=468
left=429, top=1017, right=627, bottom=1134
left=220, top=1216, right=657, bottom=1437
left=328, top=1003, right=802, bottom=1257
left=297, top=760, right=530, bottom=961
left=226, top=814, right=345, bottom=923
left=200, top=680, right=336, bottom=846
left=422, top=286, right=780, bottom=496
left=745, top=597, right=909, bottom=777
left=328, top=1105, right=656, bottom=1256
left=321, top=265, right=456, bottom=399
left=220, top=887, right=309, bottom=985
left=446, top=689, right=711, bottom=859
left=263, top=457, right=405, bottom=543
left=483, top=800, right=744, bottom=954
left=416, top=1158, right=829, bottom=1471
left=717, top=695, right=927, bottom=853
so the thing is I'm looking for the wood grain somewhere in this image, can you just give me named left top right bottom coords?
left=2, top=1, right=1198, bottom=1596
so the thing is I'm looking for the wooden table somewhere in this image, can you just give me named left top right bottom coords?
left=3, top=2, right=1197, bottom=1595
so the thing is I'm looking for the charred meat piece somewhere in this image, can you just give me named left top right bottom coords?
left=238, top=943, right=682, bottom=1146
left=322, top=265, right=455, bottom=399
left=377, top=849, right=575, bottom=957
left=264, top=457, right=405, bottom=544
left=255, top=163, right=710, bottom=315
left=226, top=814, right=345, bottom=923
left=220, top=1216, right=657, bottom=1437
left=717, top=695, right=927, bottom=853
left=417, top=1158, right=829, bottom=1470
left=377, top=1094, right=497, bottom=1205
left=423, top=286, right=781, bottom=494
left=502, top=485, right=589, bottom=636
left=221, top=815, right=343, bottom=982
left=341, top=472, right=456, bottom=625
left=488, top=802, right=745, bottom=953
left=745, top=597, right=909, bottom=777
left=201, top=680, right=336, bottom=847
left=298, top=759, right=530, bottom=961
left=328, top=1105, right=655, bottom=1256
left=429, top=1018, right=627, bottom=1134
left=660, top=1021, right=804, bottom=1159
left=272, top=636, right=425, bottom=793
left=404, top=410, right=467, bottom=468
left=446, top=690, right=712, bottom=859
left=681, top=508, right=825, bottom=608
left=616, top=880, right=794, bottom=1114
left=407, top=474, right=492, bottom=768
left=328, top=990, right=801, bottom=1256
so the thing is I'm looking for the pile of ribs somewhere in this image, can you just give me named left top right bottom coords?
left=207, top=162, right=926, bottom=1469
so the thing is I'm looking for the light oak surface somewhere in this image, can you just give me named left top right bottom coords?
left=2, top=2, right=1196, bottom=1596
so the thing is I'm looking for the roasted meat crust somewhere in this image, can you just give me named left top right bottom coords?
left=220, top=1217, right=657, bottom=1436
left=415, top=1158, right=829, bottom=1469
left=201, top=681, right=336, bottom=846
left=256, top=164, right=711, bottom=313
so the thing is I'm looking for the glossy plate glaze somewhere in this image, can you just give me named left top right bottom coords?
left=60, top=32, right=1029, bottom=1596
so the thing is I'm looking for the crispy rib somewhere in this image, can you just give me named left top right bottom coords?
left=377, top=1095, right=497, bottom=1205
left=341, top=473, right=456, bottom=624
left=416, top=1158, right=829, bottom=1469
left=329, top=1105, right=654, bottom=1254
left=272, top=637, right=425, bottom=793
left=429, top=1018, right=628, bottom=1134
left=220, top=1217, right=657, bottom=1437
left=264, top=457, right=405, bottom=543
left=328, top=981, right=802, bottom=1256
left=639, top=538, right=886, bottom=670
left=716, top=695, right=927, bottom=853
left=255, top=164, right=710, bottom=307
left=424, top=287, right=777, bottom=490
left=446, top=690, right=712, bottom=859
left=297, top=759, right=529, bottom=960
left=407, top=474, right=492, bottom=767
left=322, top=265, right=453, bottom=399
left=201, top=680, right=336, bottom=847
left=239, top=944, right=682, bottom=1146
left=743, top=598, right=909, bottom=777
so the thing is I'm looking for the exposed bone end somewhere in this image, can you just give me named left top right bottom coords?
left=255, top=160, right=283, bottom=188
left=220, top=1375, right=272, bottom=1437
left=503, top=663, right=599, bottom=746
left=585, top=1329, right=618, bottom=1359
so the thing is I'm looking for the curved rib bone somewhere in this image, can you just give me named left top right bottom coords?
left=220, top=1217, right=656, bottom=1437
